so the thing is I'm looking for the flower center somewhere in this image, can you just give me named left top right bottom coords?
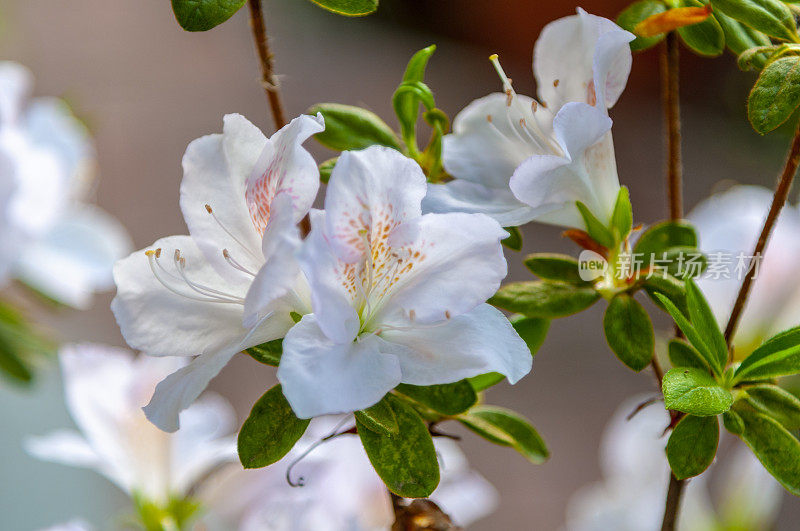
left=145, top=248, right=245, bottom=304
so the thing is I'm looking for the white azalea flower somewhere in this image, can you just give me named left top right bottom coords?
left=423, top=9, right=633, bottom=230
left=198, top=418, right=498, bottom=530
left=564, top=396, right=781, bottom=531
left=688, top=185, right=800, bottom=354
left=111, top=113, right=324, bottom=431
left=0, top=61, right=131, bottom=307
left=39, top=520, right=92, bottom=531
left=25, top=344, right=238, bottom=506
left=278, top=145, right=532, bottom=418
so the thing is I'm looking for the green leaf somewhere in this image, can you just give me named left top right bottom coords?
left=658, top=246, right=708, bottom=279
left=643, top=272, right=688, bottom=315
left=610, top=186, right=634, bottom=240
left=734, top=325, right=800, bottom=382
left=524, top=253, right=587, bottom=284
left=744, top=384, right=800, bottom=429
left=710, top=0, right=799, bottom=42
left=634, top=221, right=698, bottom=258
left=576, top=201, right=615, bottom=248
left=502, top=226, right=523, bottom=251
left=319, top=157, right=337, bottom=183
left=715, top=8, right=772, bottom=57
left=245, top=339, right=282, bottom=366
left=355, top=395, right=399, bottom=435
left=676, top=1, right=725, bottom=56
left=603, top=294, right=655, bottom=372
left=668, top=338, right=710, bottom=370
left=458, top=406, right=548, bottom=464
left=307, top=103, right=401, bottom=152
left=489, top=281, right=600, bottom=319
left=395, top=380, right=477, bottom=416
left=468, top=372, right=505, bottom=392
left=170, top=0, right=246, bottom=31
left=617, top=0, right=669, bottom=51
left=748, top=56, right=800, bottom=134
left=393, top=45, right=437, bottom=152
left=733, top=405, right=800, bottom=496
left=306, top=0, right=378, bottom=16
left=237, top=385, right=310, bottom=469
left=685, top=279, right=728, bottom=371
left=667, top=415, right=719, bottom=479
left=663, top=367, right=734, bottom=415
left=357, top=395, right=439, bottom=497
left=654, top=293, right=723, bottom=375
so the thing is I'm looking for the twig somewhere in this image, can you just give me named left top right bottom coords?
left=390, top=492, right=461, bottom=530
left=723, top=121, right=800, bottom=348
left=659, top=33, right=686, bottom=531
left=247, top=0, right=286, bottom=130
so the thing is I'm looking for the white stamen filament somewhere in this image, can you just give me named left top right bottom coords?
left=223, top=249, right=257, bottom=277
left=145, top=248, right=244, bottom=304
left=205, top=204, right=260, bottom=261
left=173, top=250, right=245, bottom=303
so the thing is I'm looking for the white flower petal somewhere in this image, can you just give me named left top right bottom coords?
left=0, top=61, right=32, bottom=125
left=324, top=146, right=427, bottom=263
left=534, top=9, right=633, bottom=112
left=379, top=213, right=509, bottom=324
left=441, top=93, right=542, bottom=188
left=243, top=193, right=302, bottom=327
left=180, top=116, right=264, bottom=284
left=423, top=177, right=538, bottom=227
left=382, top=303, right=531, bottom=385
left=278, top=315, right=403, bottom=418
left=111, top=235, right=248, bottom=358
left=244, top=113, right=323, bottom=231
left=24, top=430, right=102, bottom=469
left=298, top=209, right=361, bottom=344
left=15, top=204, right=132, bottom=308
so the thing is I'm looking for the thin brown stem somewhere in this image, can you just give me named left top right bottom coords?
left=661, top=473, right=686, bottom=531
left=659, top=33, right=686, bottom=531
left=723, top=122, right=800, bottom=348
left=661, top=32, right=683, bottom=221
left=247, top=0, right=286, bottom=130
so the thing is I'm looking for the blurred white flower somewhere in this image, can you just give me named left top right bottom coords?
left=197, top=418, right=498, bottom=530
left=423, top=9, right=633, bottom=230
left=112, top=113, right=323, bottom=431
left=39, top=520, right=92, bottom=531
left=0, top=61, right=131, bottom=308
left=564, top=396, right=781, bottom=531
left=279, top=145, right=531, bottom=418
left=25, top=344, right=238, bottom=506
left=688, top=185, right=800, bottom=354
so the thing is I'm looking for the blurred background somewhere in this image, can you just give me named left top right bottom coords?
left=0, top=0, right=797, bottom=528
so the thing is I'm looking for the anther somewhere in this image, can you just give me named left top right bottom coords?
left=554, top=79, right=560, bottom=87
left=445, top=311, right=451, bottom=319
left=204, top=204, right=213, bottom=214
left=409, top=309, right=416, bottom=321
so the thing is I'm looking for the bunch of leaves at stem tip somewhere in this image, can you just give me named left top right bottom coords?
left=170, top=0, right=380, bottom=31
left=618, top=0, right=800, bottom=134
left=652, top=277, right=800, bottom=495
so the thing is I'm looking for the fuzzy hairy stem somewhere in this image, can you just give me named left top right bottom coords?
left=723, top=121, right=800, bottom=348
left=661, top=473, right=686, bottom=531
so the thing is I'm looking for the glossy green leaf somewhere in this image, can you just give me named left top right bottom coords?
left=744, top=384, right=800, bottom=429
left=667, top=415, right=719, bottom=479
left=170, top=0, right=246, bottom=31
left=468, top=372, right=505, bottom=392
left=524, top=253, right=587, bottom=284
left=611, top=186, right=634, bottom=240
left=663, top=367, right=733, bottom=415
left=245, top=339, right=282, bottom=366
left=654, top=293, right=723, bottom=375
left=676, top=0, right=725, bottom=56
left=489, top=281, right=600, bottom=319
left=668, top=338, right=710, bottom=370
left=603, top=294, right=655, bottom=372
left=634, top=221, right=698, bottom=258
left=710, top=0, right=798, bottom=42
left=576, top=201, right=615, bottom=248
left=393, top=45, right=436, bottom=152
left=307, top=103, right=401, bottom=152
left=395, top=380, right=477, bottom=416
left=357, top=395, right=439, bottom=497
left=734, top=325, right=800, bottom=382
left=355, top=396, right=399, bottom=435
left=319, top=157, right=337, bottom=183
left=238, top=385, right=310, bottom=469
left=685, top=279, right=728, bottom=371
left=458, top=406, right=549, bottom=464
left=748, top=56, right=800, bottom=134
left=307, top=0, right=378, bottom=16
left=715, top=8, right=772, bottom=58
left=643, top=272, right=688, bottom=315
left=617, top=0, right=669, bottom=51
left=734, top=406, right=800, bottom=496
left=502, top=226, right=523, bottom=251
